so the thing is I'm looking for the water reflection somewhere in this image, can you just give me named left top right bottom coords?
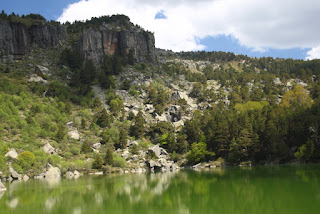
left=0, top=165, right=319, bottom=214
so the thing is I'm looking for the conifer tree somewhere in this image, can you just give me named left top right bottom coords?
left=105, top=149, right=113, bottom=165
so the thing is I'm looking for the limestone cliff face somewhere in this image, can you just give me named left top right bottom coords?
left=0, top=18, right=156, bottom=65
left=0, top=20, right=66, bottom=56
left=80, top=25, right=156, bottom=65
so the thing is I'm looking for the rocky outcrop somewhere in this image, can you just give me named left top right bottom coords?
left=0, top=20, right=66, bottom=58
left=146, top=145, right=179, bottom=172
left=9, top=167, right=21, bottom=179
left=43, top=143, right=56, bottom=155
left=80, top=24, right=156, bottom=65
left=45, top=165, right=61, bottom=179
left=5, top=148, right=18, bottom=159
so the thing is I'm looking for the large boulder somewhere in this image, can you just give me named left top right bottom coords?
left=68, top=129, right=80, bottom=140
left=148, top=145, right=168, bottom=158
left=92, top=143, right=101, bottom=150
left=9, top=167, right=21, bottom=179
left=65, top=171, right=74, bottom=179
left=45, top=166, right=61, bottom=179
left=35, top=65, right=51, bottom=76
left=43, top=143, right=56, bottom=154
left=5, top=148, right=18, bottom=159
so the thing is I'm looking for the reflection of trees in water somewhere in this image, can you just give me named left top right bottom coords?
left=0, top=166, right=319, bottom=214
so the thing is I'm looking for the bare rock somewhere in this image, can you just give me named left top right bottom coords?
left=121, top=150, right=130, bottom=160
left=43, top=143, right=56, bottom=155
left=65, top=171, right=74, bottom=179
left=45, top=166, right=61, bottom=179
left=92, top=143, right=101, bottom=150
left=68, top=129, right=80, bottom=140
left=5, top=148, right=18, bottom=159
left=28, top=75, right=47, bottom=83
left=23, top=175, right=29, bottom=181
left=9, top=167, right=21, bottom=179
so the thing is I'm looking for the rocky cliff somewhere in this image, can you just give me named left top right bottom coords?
left=80, top=24, right=156, bottom=65
left=0, top=20, right=66, bottom=58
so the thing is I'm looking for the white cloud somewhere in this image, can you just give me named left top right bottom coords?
left=306, top=46, right=320, bottom=60
left=58, top=0, right=320, bottom=58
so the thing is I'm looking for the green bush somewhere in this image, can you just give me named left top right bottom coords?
left=48, top=154, right=61, bottom=166
left=70, top=147, right=80, bottom=155
left=112, top=153, right=126, bottom=167
left=18, top=151, right=36, bottom=171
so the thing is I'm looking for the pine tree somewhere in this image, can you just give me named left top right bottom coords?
left=56, top=124, right=66, bottom=141
left=92, top=154, right=103, bottom=169
left=105, top=149, right=113, bottom=165
left=131, top=110, right=145, bottom=139
left=81, top=141, right=91, bottom=154
left=97, top=109, right=110, bottom=128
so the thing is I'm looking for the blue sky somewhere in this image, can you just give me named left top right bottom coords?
left=2, top=0, right=319, bottom=60
left=1, top=0, right=77, bottom=21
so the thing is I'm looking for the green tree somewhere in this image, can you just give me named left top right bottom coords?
left=56, top=124, right=66, bottom=141
left=187, top=142, right=212, bottom=164
left=130, top=110, right=145, bottom=138
left=105, top=149, right=113, bottom=165
left=92, top=153, right=103, bottom=169
left=96, top=109, right=111, bottom=128
left=80, top=60, right=96, bottom=84
left=81, top=141, right=91, bottom=153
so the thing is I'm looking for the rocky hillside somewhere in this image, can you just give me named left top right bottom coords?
left=1, top=12, right=320, bottom=182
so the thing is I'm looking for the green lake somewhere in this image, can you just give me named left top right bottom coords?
left=1, top=164, right=320, bottom=214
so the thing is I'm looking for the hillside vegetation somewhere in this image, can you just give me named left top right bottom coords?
left=1, top=13, right=320, bottom=179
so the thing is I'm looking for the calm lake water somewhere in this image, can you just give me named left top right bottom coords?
left=1, top=164, right=320, bottom=214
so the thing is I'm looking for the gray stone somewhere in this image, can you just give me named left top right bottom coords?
left=148, top=145, right=168, bottom=158
left=35, top=65, right=51, bottom=76
left=5, top=148, right=18, bottom=159
left=43, top=143, right=56, bottom=154
left=65, top=171, right=74, bottom=179
left=9, top=167, right=21, bottom=179
left=28, top=75, right=47, bottom=83
left=23, top=175, right=29, bottom=181
left=45, top=166, right=61, bottom=179
left=92, top=143, right=101, bottom=150
left=121, top=150, right=130, bottom=160
left=68, top=129, right=80, bottom=140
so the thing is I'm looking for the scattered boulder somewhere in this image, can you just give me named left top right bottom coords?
left=5, top=148, right=18, bottom=159
left=92, top=143, right=101, bottom=150
left=0, top=180, right=6, bottom=192
left=23, top=175, right=29, bottom=181
left=45, top=165, right=61, bottom=179
left=35, top=65, right=51, bottom=76
left=121, top=150, right=130, bottom=160
left=65, top=171, right=74, bottom=179
left=28, top=75, right=47, bottom=83
left=9, top=167, right=21, bottom=179
left=43, top=143, right=56, bottom=155
left=68, top=129, right=80, bottom=140
left=148, top=145, right=168, bottom=158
